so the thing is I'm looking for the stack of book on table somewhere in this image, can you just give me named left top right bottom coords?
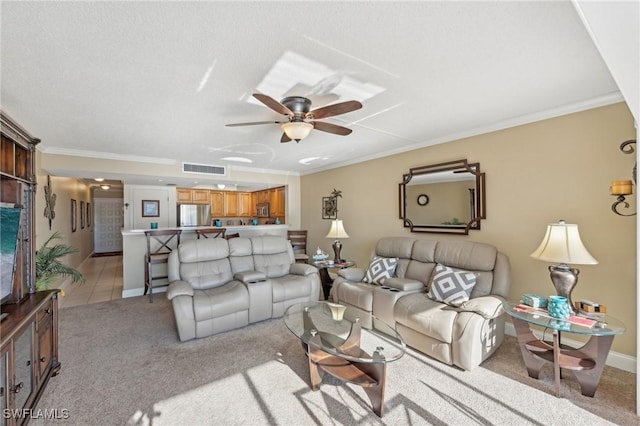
left=575, top=299, right=606, bottom=319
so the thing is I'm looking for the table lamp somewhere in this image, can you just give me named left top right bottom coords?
left=530, top=220, right=598, bottom=314
left=326, top=219, right=349, bottom=263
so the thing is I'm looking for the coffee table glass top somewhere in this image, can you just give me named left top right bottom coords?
left=283, top=302, right=406, bottom=363
left=503, top=302, right=625, bottom=335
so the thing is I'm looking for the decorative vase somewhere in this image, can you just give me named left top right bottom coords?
left=548, top=295, right=571, bottom=319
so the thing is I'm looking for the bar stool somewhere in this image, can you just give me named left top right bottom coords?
left=196, top=228, right=226, bottom=239
left=144, top=229, right=182, bottom=302
left=288, top=230, right=309, bottom=263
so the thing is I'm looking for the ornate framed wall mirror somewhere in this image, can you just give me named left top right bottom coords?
left=399, top=159, right=486, bottom=235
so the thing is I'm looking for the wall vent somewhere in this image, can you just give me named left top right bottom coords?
left=182, top=162, right=226, bottom=176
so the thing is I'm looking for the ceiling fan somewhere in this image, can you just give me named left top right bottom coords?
left=226, top=93, right=362, bottom=143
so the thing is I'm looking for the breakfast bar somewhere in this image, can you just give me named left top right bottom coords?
left=121, top=224, right=289, bottom=298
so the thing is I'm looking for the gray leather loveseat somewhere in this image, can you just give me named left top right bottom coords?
left=166, top=236, right=320, bottom=341
left=331, top=237, right=510, bottom=370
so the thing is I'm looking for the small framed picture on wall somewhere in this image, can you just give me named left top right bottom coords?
left=142, top=200, right=160, bottom=217
left=71, top=199, right=77, bottom=232
left=80, top=200, right=85, bottom=229
left=86, top=203, right=91, bottom=227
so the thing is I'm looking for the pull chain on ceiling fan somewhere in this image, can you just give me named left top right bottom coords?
left=226, top=93, right=362, bottom=143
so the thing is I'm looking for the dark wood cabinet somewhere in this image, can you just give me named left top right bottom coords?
left=1, top=113, right=39, bottom=303
left=1, top=114, right=60, bottom=424
left=0, top=291, right=61, bottom=425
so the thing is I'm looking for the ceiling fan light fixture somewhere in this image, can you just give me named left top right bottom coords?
left=281, top=122, right=313, bottom=141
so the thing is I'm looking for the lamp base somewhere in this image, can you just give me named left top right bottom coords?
left=549, top=264, right=580, bottom=314
left=332, top=240, right=342, bottom=263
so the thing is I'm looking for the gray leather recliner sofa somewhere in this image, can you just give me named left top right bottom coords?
left=166, top=236, right=320, bottom=341
left=330, top=237, right=510, bottom=370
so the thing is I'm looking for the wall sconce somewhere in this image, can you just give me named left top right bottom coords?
left=611, top=139, right=636, bottom=216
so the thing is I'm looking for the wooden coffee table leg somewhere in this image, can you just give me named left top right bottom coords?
left=358, top=359, right=386, bottom=417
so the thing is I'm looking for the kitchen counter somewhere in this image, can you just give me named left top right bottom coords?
left=121, top=224, right=289, bottom=236
left=120, top=224, right=289, bottom=298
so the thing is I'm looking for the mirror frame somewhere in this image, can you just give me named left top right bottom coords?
left=399, top=159, right=486, bottom=235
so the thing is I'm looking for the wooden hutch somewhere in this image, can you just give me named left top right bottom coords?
left=1, top=112, right=61, bottom=425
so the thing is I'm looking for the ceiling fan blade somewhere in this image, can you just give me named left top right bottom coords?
left=312, top=121, right=353, bottom=136
left=280, top=132, right=292, bottom=143
left=253, top=93, right=294, bottom=116
left=308, top=100, right=362, bottom=120
left=225, top=120, right=284, bottom=127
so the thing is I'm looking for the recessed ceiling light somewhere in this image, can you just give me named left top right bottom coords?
left=222, top=157, right=252, bottom=163
left=94, top=178, right=104, bottom=182
left=100, top=184, right=110, bottom=190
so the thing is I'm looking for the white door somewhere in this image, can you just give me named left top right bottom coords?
left=94, top=198, right=124, bottom=253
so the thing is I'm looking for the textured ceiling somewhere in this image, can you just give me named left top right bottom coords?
left=0, top=1, right=621, bottom=187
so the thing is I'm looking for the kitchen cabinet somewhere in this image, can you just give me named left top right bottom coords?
left=238, top=192, right=253, bottom=217
left=269, top=186, right=286, bottom=218
left=223, top=192, right=239, bottom=216
left=0, top=291, right=61, bottom=426
left=255, top=190, right=270, bottom=204
left=176, top=188, right=210, bottom=204
left=210, top=191, right=224, bottom=217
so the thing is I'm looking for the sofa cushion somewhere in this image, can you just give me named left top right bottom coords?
left=193, top=281, right=249, bottom=321
left=363, top=256, right=398, bottom=284
left=178, top=239, right=229, bottom=263
left=251, top=236, right=293, bottom=278
left=334, top=281, right=377, bottom=312
left=394, top=292, right=458, bottom=343
left=427, top=264, right=477, bottom=306
left=272, top=275, right=313, bottom=303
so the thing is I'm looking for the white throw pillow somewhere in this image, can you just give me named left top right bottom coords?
left=363, top=257, right=398, bottom=284
left=427, top=264, right=477, bottom=306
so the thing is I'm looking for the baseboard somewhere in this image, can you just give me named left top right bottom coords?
left=504, top=322, right=636, bottom=373
left=122, top=287, right=167, bottom=299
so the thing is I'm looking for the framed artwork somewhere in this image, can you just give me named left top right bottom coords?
left=322, top=197, right=337, bottom=220
left=80, top=200, right=85, bottom=229
left=142, top=200, right=160, bottom=217
left=71, top=199, right=77, bottom=232
left=86, top=203, right=91, bottom=227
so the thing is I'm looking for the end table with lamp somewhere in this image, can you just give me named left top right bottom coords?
left=314, top=259, right=356, bottom=300
left=504, top=301, right=625, bottom=398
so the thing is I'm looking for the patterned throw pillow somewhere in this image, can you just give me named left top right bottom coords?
left=363, top=257, right=398, bottom=284
left=427, top=264, right=477, bottom=306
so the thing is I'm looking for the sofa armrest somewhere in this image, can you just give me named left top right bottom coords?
left=383, top=277, right=424, bottom=291
left=166, top=280, right=194, bottom=300
left=234, top=271, right=267, bottom=284
left=290, top=263, right=318, bottom=276
left=337, top=267, right=366, bottom=282
left=457, top=295, right=506, bottom=319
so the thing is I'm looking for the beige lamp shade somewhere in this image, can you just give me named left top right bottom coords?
left=530, top=220, right=598, bottom=265
left=281, top=122, right=313, bottom=140
left=326, top=219, right=349, bottom=239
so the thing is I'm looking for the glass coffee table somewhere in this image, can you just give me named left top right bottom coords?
left=283, top=301, right=405, bottom=417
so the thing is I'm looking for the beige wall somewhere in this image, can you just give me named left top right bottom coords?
left=35, top=152, right=93, bottom=288
left=301, top=102, right=637, bottom=356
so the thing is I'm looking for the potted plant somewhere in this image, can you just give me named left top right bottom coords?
left=35, top=231, right=85, bottom=291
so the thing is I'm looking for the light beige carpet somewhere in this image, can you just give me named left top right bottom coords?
left=31, top=296, right=637, bottom=425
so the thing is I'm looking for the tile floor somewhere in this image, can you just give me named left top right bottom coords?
left=59, top=254, right=123, bottom=309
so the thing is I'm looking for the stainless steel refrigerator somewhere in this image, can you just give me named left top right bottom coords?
left=177, top=204, right=211, bottom=227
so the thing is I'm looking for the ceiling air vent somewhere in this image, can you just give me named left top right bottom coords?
left=182, top=162, right=226, bottom=176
